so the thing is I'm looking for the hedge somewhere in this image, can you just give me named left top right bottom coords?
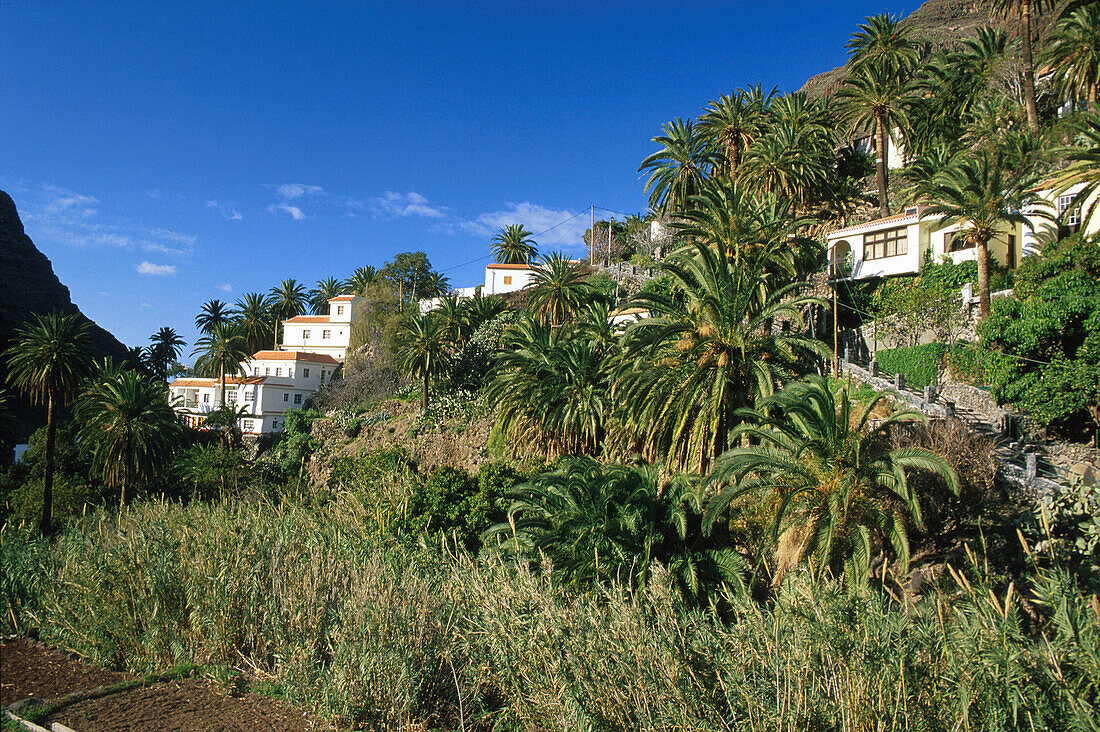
left=874, top=343, right=945, bottom=388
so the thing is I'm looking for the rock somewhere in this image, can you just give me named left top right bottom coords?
left=0, top=190, right=129, bottom=446
left=7, top=697, right=46, bottom=714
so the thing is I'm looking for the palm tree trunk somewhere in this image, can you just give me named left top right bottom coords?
left=875, top=113, right=890, bottom=217
left=219, top=364, right=226, bottom=408
left=977, top=237, right=992, bottom=319
left=422, top=374, right=429, bottom=413
left=1021, top=0, right=1040, bottom=131
left=41, top=392, right=56, bottom=537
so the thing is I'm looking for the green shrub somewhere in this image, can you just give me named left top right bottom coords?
left=874, top=343, right=945, bottom=388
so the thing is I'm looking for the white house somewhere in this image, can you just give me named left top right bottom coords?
left=609, top=306, right=651, bottom=328
left=280, top=294, right=359, bottom=361
left=1023, top=181, right=1100, bottom=254
left=484, top=263, right=536, bottom=295
left=171, top=351, right=341, bottom=435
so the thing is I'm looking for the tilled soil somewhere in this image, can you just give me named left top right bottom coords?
left=2, top=638, right=324, bottom=731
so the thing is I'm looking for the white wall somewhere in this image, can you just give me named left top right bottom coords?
left=484, top=266, right=536, bottom=295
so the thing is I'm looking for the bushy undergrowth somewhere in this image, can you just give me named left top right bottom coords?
left=875, top=343, right=946, bottom=388
left=2, top=500, right=1098, bottom=731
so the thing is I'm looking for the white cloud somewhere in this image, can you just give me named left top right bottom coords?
left=227, top=209, right=243, bottom=220
left=41, top=187, right=98, bottom=218
left=366, top=191, right=449, bottom=219
left=145, top=189, right=162, bottom=199
left=218, top=283, right=233, bottom=292
left=136, top=261, right=177, bottom=276
left=459, top=202, right=588, bottom=251
left=206, top=200, right=244, bottom=221
left=274, top=183, right=324, bottom=200
left=267, top=203, right=305, bottom=220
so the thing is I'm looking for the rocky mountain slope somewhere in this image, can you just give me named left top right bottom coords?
left=1, top=190, right=129, bottom=446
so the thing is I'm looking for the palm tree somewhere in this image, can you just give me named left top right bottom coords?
left=487, top=315, right=611, bottom=458
left=525, top=253, right=594, bottom=327
left=345, top=265, right=378, bottom=296
left=146, top=327, right=185, bottom=383
left=232, top=292, right=273, bottom=354
left=423, top=271, right=451, bottom=298
left=917, top=151, right=1046, bottom=319
left=434, top=295, right=468, bottom=351
left=703, top=376, right=958, bottom=586
left=396, top=310, right=450, bottom=413
left=195, top=299, right=232, bottom=335
left=490, top=224, right=538, bottom=265
left=462, top=294, right=506, bottom=335
left=699, top=85, right=775, bottom=180
left=736, top=121, right=835, bottom=212
left=845, top=13, right=924, bottom=76
left=76, top=367, right=180, bottom=509
left=484, top=458, right=746, bottom=599
left=191, top=322, right=250, bottom=408
left=837, top=65, right=915, bottom=216
left=614, top=238, right=828, bottom=473
left=268, top=279, right=308, bottom=348
left=309, top=277, right=347, bottom=315
left=1042, top=4, right=1100, bottom=108
left=638, top=118, right=719, bottom=217
left=982, top=0, right=1056, bottom=130
left=3, top=311, right=92, bottom=535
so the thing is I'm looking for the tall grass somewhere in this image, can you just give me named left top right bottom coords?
left=2, top=500, right=1097, bottom=731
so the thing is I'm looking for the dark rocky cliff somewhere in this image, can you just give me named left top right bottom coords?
left=1, top=190, right=129, bottom=445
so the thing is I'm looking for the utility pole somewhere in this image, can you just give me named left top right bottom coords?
left=608, top=221, right=612, bottom=262
left=590, top=205, right=595, bottom=263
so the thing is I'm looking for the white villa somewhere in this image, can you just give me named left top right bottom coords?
left=171, top=351, right=340, bottom=434
left=826, top=184, right=1099, bottom=281
left=171, top=293, right=359, bottom=435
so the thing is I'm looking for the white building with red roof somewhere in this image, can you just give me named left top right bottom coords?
left=280, top=294, right=360, bottom=361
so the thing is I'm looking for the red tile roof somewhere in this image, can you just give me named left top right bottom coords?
left=251, top=350, right=340, bottom=364
left=329, top=294, right=356, bottom=301
left=828, top=207, right=927, bottom=237
left=171, top=375, right=267, bottom=387
left=283, top=315, right=329, bottom=323
left=486, top=263, right=534, bottom=270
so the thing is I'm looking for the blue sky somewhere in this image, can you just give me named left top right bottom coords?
left=1, top=0, right=923, bottom=352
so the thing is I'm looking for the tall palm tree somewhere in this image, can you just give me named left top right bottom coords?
left=982, top=0, right=1056, bottom=130
left=268, top=279, right=308, bottom=348
left=638, top=118, right=719, bottom=217
left=434, top=295, right=468, bottom=352
left=703, top=376, right=958, bottom=586
left=146, top=327, right=185, bottom=383
left=525, top=253, right=594, bottom=327
left=490, top=224, right=538, bottom=265
left=76, top=367, right=180, bottom=509
left=232, top=292, right=273, bottom=355
left=845, top=13, right=924, bottom=76
left=614, top=238, right=827, bottom=473
left=736, top=121, right=835, bottom=212
left=194, top=299, right=232, bottom=335
left=1042, top=4, right=1100, bottom=108
left=3, top=311, right=92, bottom=535
left=423, top=271, right=451, bottom=298
left=396, top=310, right=450, bottom=413
left=917, top=151, right=1046, bottom=319
left=345, top=265, right=378, bottom=296
left=837, top=65, right=915, bottom=216
left=191, top=322, right=250, bottom=408
left=308, top=277, right=347, bottom=315
left=699, top=85, right=775, bottom=180
left=462, top=294, right=506, bottom=336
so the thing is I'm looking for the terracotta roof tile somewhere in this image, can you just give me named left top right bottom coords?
left=486, top=263, right=534, bottom=270
left=251, top=350, right=340, bottom=364
left=283, top=315, right=330, bottom=323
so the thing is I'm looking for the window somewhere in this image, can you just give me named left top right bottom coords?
left=1058, top=195, right=1080, bottom=227
left=949, top=233, right=974, bottom=252
left=294, top=393, right=302, bottom=405
left=242, top=420, right=253, bottom=432
left=303, top=329, right=311, bottom=339
left=337, top=306, right=344, bottom=315
left=276, top=367, right=282, bottom=376
left=265, top=367, right=270, bottom=375
left=226, top=390, right=237, bottom=404
left=322, top=330, right=331, bottom=339
left=272, top=420, right=279, bottom=430
left=303, top=368, right=310, bottom=378
left=863, top=227, right=908, bottom=260
left=320, top=370, right=326, bottom=381
left=254, top=367, right=260, bottom=376
left=288, top=369, right=294, bottom=378
left=283, top=393, right=289, bottom=402
left=203, top=393, right=210, bottom=403
left=503, top=276, right=513, bottom=285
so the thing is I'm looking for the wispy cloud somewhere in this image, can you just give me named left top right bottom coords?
left=205, top=200, right=243, bottom=221
left=360, top=191, right=449, bottom=219
left=267, top=203, right=305, bottom=220
left=145, top=189, right=162, bottom=199
left=218, top=283, right=233, bottom=293
left=137, top=261, right=177, bottom=276
left=459, top=202, right=587, bottom=250
left=274, top=183, right=324, bottom=200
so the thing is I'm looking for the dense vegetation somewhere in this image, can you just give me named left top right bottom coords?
left=2, top=4, right=1100, bottom=730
